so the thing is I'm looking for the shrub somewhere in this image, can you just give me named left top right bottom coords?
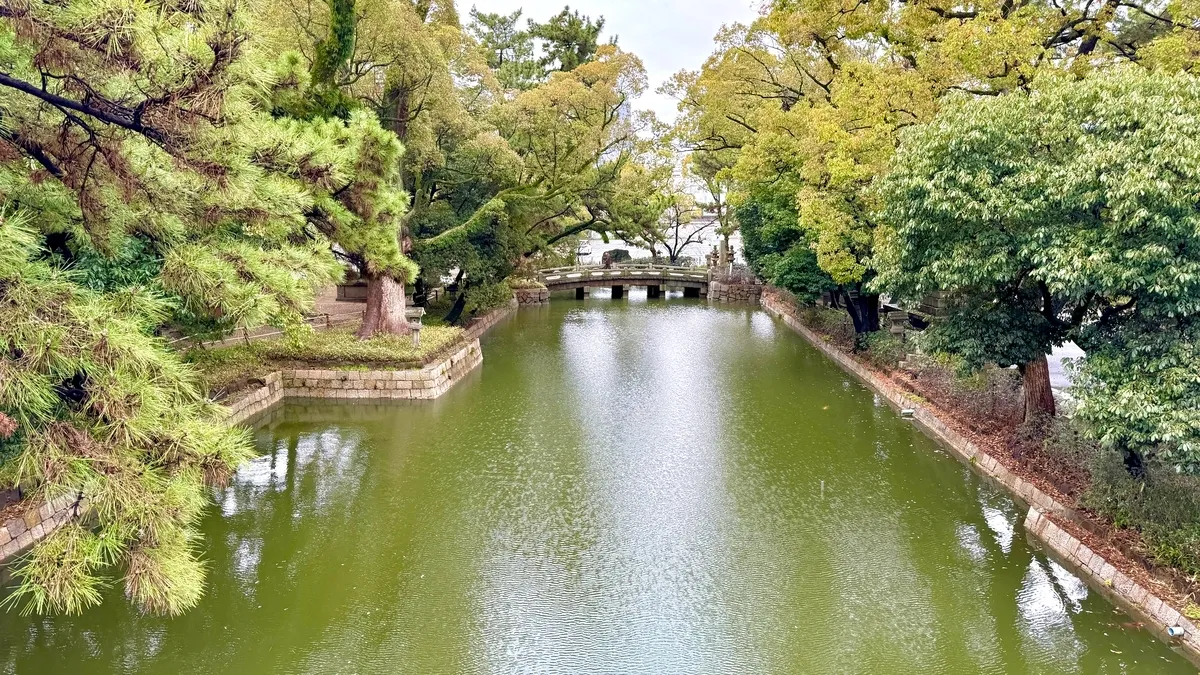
left=1085, top=449, right=1200, bottom=575
left=465, top=282, right=514, bottom=313
left=799, top=306, right=856, bottom=350
left=860, top=331, right=907, bottom=371
left=905, top=359, right=1023, bottom=432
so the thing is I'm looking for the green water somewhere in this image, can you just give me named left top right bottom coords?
left=1, top=297, right=1193, bottom=673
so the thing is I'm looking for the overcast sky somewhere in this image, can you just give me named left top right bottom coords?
left=465, top=0, right=761, bottom=122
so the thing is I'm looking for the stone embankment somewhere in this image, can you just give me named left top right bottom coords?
left=0, top=299, right=518, bottom=566
left=0, top=494, right=79, bottom=563
left=514, top=287, right=549, bottom=305
left=760, top=286, right=1200, bottom=667
left=707, top=279, right=763, bottom=303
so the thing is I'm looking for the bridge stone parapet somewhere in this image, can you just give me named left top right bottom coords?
left=537, top=264, right=710, bottom=296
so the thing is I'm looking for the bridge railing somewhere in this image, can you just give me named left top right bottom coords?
left=537, top=263, right=710, bottom=283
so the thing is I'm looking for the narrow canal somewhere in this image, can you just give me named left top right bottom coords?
left=1, top=297, right=1192, bottom=673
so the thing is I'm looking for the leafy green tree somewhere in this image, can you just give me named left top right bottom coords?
left=0, top=0, right=350, bottom=613
left=529, top=5, right=611, bottom=74
left=667, top=0, right=1200, bottom=339
left=737, top=183, right=835, bottom=304
left=262, top=0, right=428, bottom=337
left=467, top=7, right=541, bottom=90
left=876, top=68, right=1200, bottom=450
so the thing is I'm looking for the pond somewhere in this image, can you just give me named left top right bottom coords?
left=0, top=296, right=1192, bottom=673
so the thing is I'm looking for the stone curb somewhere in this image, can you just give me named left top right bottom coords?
left=1026, top=509, right=1200, bottom=666
left=760, top=288, right=1200, bottom=667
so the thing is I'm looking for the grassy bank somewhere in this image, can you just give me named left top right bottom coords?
left=186, top=323, right=464, bottom=400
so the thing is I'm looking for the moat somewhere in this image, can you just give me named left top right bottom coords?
left=1, top=297, right=1191, bottom=673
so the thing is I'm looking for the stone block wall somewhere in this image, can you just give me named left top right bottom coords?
left=514, top=287, right=549, bottom=305
left=464, top=298, right=518, bottom=340
left=279, top=339, right=483, bottom=400
left=226, top=371, right=285, bottom=426
left=0, top=493, right=79, bottom=562
left=1026, top=509, right=1200, bottom=666
left=708, top=280, right=763, bottom=304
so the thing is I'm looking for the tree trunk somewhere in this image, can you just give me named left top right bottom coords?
left=444, top=291, right=468, bottom=325
left=357, top=273, right=410, bottom=339
left=841, top=287, right=881, bottom=346
left=1018, top=354, right=1056, bottom=421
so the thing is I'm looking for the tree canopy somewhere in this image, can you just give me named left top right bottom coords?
left=877, top=67, right=1200, bottom=465
left=668, top=0, right=1200, bottom=336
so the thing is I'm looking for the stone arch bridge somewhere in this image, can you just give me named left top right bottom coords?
left=537, top=264, right=710, bottom=299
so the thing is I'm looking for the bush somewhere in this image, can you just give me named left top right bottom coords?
left=1085, top=449, right=1200, bottom=575
left=860, top=331, right=907, bottom=371
left=906, top=359, right=1023, bottom=432
left=799, top=306, right=856, bottom=350
left=465, top=281, right=514, bottom=313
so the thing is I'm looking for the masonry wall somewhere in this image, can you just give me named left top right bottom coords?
left=280, top=339, right=482, bottom=400
left=707, top=280, right=763, bottom=304
left=514, top=287, right=549, bottom=305
left=0, top=493, right=80, bottom=563
left=1026, top=510, right=1200, bottom=665
left=761, top=287, right=1200, bottom=666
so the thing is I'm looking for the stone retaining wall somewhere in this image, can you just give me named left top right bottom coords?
left=0, top=493, right=80, bottom=563
left=707, top=280, right=763, bottom=304
left=1026, top=510, right=1200, bottom=665
left=514, top=287, right=549, bottom=305
left=280, top=339, right=482, bottom=401
left=226, top=371, right=285, bottom=426
left=761, top=287, right=1200, bottom=666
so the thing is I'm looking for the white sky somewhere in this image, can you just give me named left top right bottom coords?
left=465, top=0, right=762, bottom=122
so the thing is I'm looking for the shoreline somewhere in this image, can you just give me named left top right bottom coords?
left=760, top=287, right=1200, bottom=667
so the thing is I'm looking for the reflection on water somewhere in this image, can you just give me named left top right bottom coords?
left=0, top=295, right=1192, bottom=673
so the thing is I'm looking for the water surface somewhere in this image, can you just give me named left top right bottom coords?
left=1, top=296, right=1191, bottom=673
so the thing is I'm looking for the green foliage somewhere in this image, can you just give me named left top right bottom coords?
left=1077, top=439, right=1200, bottom=575
left=311, top=0, right=357, bottom=87
left=798, top=306, right=856, bottom=349
left=737, top=189, right=834, bottom=304
left=506, top=277, right=546, bottom=290
left=878, top=68, right=1200, bottom=466
left=464, top=281, right=514, bottom=313
left=0, top=213, right=254, bottom=615
left=467, top=8, right=542, bottom=91
left=859, top=332, right=906, bottom=371
left=1073, top=320, right=1200, bottom=473
left=528, top=6, right=610, bottom=73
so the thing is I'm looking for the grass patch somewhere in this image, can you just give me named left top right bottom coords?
left=186, top=323, right=463, bottom=397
